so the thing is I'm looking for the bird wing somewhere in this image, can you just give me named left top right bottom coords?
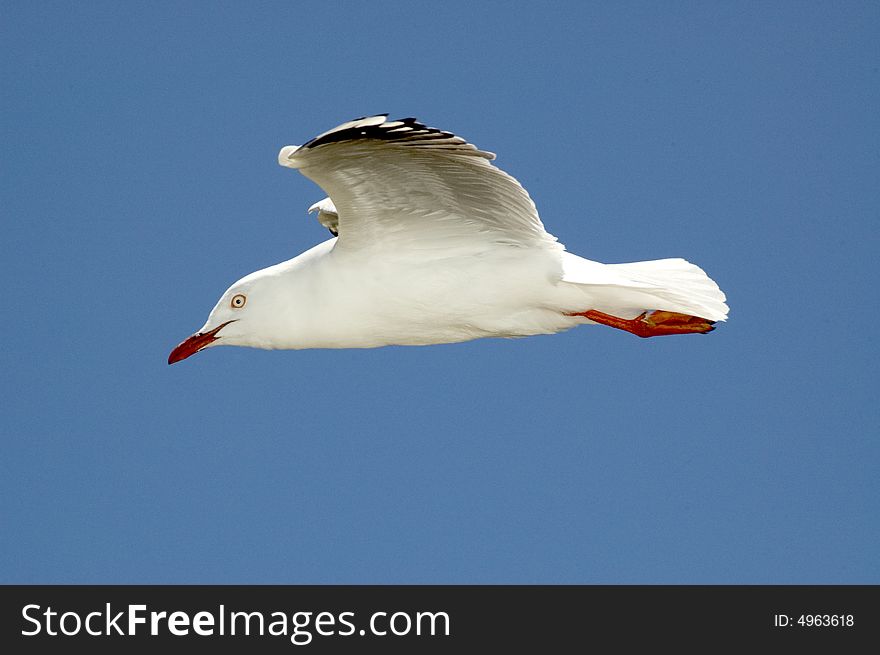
left=307, top=197, right=339, bottom=236
left=279, top=115, right=559, bottom=254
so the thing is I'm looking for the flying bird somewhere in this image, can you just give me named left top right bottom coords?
left=169, top=115, right=728, bottom=364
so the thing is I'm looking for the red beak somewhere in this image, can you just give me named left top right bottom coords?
left=168, top=320, right=235, bottom=365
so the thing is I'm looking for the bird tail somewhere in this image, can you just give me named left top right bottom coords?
left=560, top=254, right=729, bottom=322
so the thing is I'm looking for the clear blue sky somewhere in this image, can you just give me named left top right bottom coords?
left=2, top=2, right=878, bottom=583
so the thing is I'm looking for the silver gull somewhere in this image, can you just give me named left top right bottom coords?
left=169, top=115, right=728, bottom=364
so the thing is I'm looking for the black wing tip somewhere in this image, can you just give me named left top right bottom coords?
left=301, top=115, right=493, bottom=158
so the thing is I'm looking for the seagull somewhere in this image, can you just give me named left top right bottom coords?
left=169, top=115, right=728, bottom=364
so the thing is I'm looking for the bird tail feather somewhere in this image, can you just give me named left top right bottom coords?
left=560, top=254, right=729, bottom=322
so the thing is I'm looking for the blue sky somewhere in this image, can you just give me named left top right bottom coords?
left=2, top=2, right=877, bottom=583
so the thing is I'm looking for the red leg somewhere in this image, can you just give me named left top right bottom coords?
left=567, top=309, right=716, bottom=338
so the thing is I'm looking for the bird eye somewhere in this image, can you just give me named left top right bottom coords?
left=231, top=294, right=246, bottom=308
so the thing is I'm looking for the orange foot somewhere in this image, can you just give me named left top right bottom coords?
left=568, top=309, right=716, bottom=338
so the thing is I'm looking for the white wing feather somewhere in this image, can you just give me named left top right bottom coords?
left=307, top=197, right=339, bottom=236
left=279, top=115, right=560, bottom=255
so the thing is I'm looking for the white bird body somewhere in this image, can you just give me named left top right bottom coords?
left=212, top=238, right=574, bottom=350
left=170, top=115, right=728, bottom=363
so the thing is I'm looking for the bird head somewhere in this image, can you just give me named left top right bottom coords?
left=168, top=239, right=336, bottom=364
left=168, top=271, right=275, bottom=364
